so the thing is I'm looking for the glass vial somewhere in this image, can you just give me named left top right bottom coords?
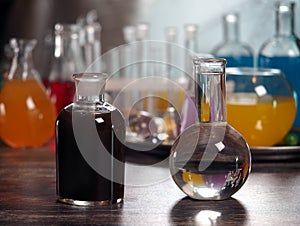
left=0, top=38, right=56, bottom=148
left=212, top=13, right=254, bottom=67
left=258, top=1, right=300, bottom=131
left=116, top=25, right=139, bottom=115
left=56, top=73, right=125, bottom=206
left=48, top=23, right=85, bottom=114
left=136, top=22, right=150, bottom=77
left=184, top=24, right=199, bottom=78
left=121, top=25, right=137, bottom=79
left=80, top=22, right=102, bottom=72
left=169, top=58, right=251, bottom=200
left=77, top=10, right=102, bottom=72
left=162, top=27, right=181, bottom=141
left=179, top=25, right=199, bottom=133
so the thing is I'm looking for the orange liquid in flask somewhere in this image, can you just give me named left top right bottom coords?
left=0, top=79, right=56, bottom=148
left=227, top=93, right=296, bottom=147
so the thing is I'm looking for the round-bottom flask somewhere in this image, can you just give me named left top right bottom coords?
left=169, top=58, right=251, bottom=200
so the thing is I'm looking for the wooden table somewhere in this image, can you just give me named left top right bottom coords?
left=1, top=144, right=300, bottom=225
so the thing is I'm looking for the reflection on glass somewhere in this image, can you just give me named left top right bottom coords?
left=170, top=197, right=247, bottom=225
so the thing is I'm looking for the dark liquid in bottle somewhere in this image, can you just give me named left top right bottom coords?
left=56, top=104, right=125, bottom=205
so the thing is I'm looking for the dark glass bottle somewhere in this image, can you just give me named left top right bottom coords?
left=56, top=73, right=125, bottom=206
left=212, top=13, right=254, bottom=67
left=258, top=1, right=300, bottom=131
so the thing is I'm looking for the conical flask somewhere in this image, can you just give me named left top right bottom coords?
left=0, top=38, right=56, bottom=148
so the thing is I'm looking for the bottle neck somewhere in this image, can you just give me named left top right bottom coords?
left=73, top=73, right=107, bottom=107
left=223, top=14, right=239, bottom=42
left=75, top=93, right=105, bottom=106
left=276, top=3, right=293, bottom=36
left=8, top=39, right=36, bottom=80
left=291, top=2, right=296, bottom=36
left=194, top=58, right=227, bottom=123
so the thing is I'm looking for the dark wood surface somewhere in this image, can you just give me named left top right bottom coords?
left=1, top=144, right=300, bottom=225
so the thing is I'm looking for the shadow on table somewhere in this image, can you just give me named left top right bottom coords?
left=170, top=196, right=248, bottom=226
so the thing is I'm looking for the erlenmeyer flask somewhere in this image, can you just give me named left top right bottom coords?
left=0, top=38, right=56, bottom=148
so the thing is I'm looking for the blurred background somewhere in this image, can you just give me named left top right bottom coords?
left=0, top=0, right=299, bottom=79
left=0, top=0, right=299, bottom=149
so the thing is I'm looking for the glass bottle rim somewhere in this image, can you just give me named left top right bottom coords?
left=73, top=73, right=108, bottom=82
left=136, top=22, right=149, bottom=40
left=193, top=57, right=227, bottom=66
left=275, top=1, right=292, bottom=12
left=184, top=24, right=198, bottom=40
left=223, top=12, right=239, bottom=24
left=226, top=67, right=282, bottom=76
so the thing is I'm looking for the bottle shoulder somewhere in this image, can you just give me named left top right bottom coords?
left=58, top=102, right=124, bottom=117
left=56, top=102, right=125, bottom=137
left=259, top=36, right=300, bottom=57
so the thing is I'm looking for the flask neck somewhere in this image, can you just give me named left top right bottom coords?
left=276, top=2, right=293, bottom=36
left=8, top=38, right=37, bottom=80
left=223, top=13, right=239, bottom=42
left=193, top=58, right=227, bottom=123
left=73, top=73, right=107, bottom=106
left=291, top=2, right=297, bottom=36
